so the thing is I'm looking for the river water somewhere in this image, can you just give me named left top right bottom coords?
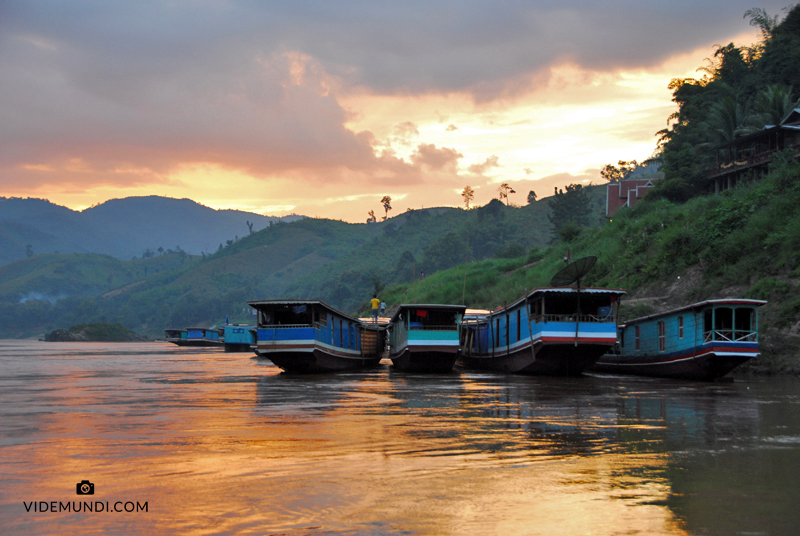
left=0, top=341, right=799, bottom=535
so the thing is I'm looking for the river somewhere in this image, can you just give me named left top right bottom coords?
left=0, top=340, right=798, bottom=535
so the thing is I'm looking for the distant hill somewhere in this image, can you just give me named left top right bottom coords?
left=0, top=195, right=302, bottom=265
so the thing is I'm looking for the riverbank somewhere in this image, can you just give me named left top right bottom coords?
left=44, top=323, right=149, bottom=342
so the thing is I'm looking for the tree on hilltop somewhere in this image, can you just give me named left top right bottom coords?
left=547, top=184, right=592, bottom=238
left=381, top=196, right=392, bottom=220
left=461, top=186, right=475, bottom=209
left=601, top=160, right=639, bottom=183
left=498, top=183, right=515, bottom=205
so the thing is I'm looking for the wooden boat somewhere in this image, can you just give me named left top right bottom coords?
left=458, top=287, right=626, bottom=375
left=164, top=327, right=224, bottom=347
left=388, top=304, right=467, bottom=372
left=223, top=324, right=256, bottom=353
left=248, top=300, right=386, bottom=373
left=594, top=299, right=767, bottom=380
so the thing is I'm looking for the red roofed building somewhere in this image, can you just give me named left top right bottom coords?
left=606, top=178, right=656, bottom=217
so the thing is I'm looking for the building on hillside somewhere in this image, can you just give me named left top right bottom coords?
left=606, top=178, right=657, bottom=217
left=708, top=108, right=800, bottom=193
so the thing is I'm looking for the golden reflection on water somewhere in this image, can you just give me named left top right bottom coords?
left=3, top=340, right=792, bottom=535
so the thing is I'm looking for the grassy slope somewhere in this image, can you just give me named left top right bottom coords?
left=376, top=163, right=800, bottom=373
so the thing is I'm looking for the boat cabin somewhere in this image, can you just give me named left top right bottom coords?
left=248, top=299, right=385, bottom=356
left=618, top=299, right=766, bottom=356
left=390, top=305, right=464, bottom=333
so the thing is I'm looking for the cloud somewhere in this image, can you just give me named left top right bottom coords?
left=390, top=121, right=420, bottom=146
left=410, top=144, right=463, bottom=172
left=0, top=0, right=788, bottom=219
left=468, top=155, right=500, bottom=175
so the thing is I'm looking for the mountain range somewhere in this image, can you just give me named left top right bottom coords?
left=0, top=195, right=302, bottom=265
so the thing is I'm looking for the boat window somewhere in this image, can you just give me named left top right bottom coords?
left=529, top=299, right=543, bottom=321
left=496, top=318, right=500, bottom=346
left=268, top=304, right=313, bottom=326
left=658, top=321, right=666, bottom=352
left=339, top=319, right=344, bottom=347
left=635, top=325, right=640, bottom=350
left=715, top=307, right=734, bottom=341
left=516, top=309, right=521, bottom=341
left=735, top=308, right=755, bottom=341
left=407, top=309, right=458, bottom=330
left=678, top=316, right=684, bottom=339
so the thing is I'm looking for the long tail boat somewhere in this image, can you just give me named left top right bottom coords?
left=387, top=304, right=466, bottom=372
left=248, top=300, right=386, bottom=373
left=457, top=287, right=626, bottom=375
left=594, top=299, right=766, bottom=380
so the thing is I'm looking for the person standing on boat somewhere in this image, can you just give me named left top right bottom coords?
left=370, top=294, right=381, bottom=323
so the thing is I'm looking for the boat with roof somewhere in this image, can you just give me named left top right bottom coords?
left=247, top=299, right=386, bottom=373
left=164, top=327, right=224, bottom=347
left=458, top=286, right=625, bottom=375
left=594, top=299, right=766, bottom=380
left=387, top=304, right=467, bottom=372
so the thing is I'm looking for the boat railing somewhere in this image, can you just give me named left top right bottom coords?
left=703, top=330, right=758, bottom=342
left=409, top=325, right=458, bottom=331
left=260, top=324, right=312, bottom=329
left=537, top=313, right=614, bottom=323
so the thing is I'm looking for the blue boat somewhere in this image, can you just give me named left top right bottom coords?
left=458, top=287, right=626, bottom=375
left=594, top=299, right=767, bottom=380
left=223, top=324, right=256, bottom=353
left=248, top=300, right=386, bottom=373
left=164, top=327, right=224, bottom=347
left=388, top=304, right=467, bottom=372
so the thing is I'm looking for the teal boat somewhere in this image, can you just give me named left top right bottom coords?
left=388, top=304, right=466, bottom=372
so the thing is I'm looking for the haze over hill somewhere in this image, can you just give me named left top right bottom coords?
left=0, top=195, right=302, bottom=265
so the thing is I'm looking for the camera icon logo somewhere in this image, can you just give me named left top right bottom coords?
left=76, top=480, right=95, bottom=495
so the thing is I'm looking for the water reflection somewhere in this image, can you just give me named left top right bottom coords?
left=0, top=342, right=798, bottom=534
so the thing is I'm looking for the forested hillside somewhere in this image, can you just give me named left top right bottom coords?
left=0, top=185, right=607, bottom=338
left=654, top=6, right=800, bottom=201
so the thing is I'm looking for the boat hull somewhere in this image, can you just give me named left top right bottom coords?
left=168, top=339, right=223, bottom=348
left=457, top=341, right=607, bottom=376
left=224, top=342, right=253, bottom=352
left=390, top=347, right=458, bottom=372
left=594, top=343, right=759, bottom=380
left=259, top=345, right=382, bottom=373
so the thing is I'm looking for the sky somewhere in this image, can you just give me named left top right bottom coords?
left=0, top=1, right=791, bottom=222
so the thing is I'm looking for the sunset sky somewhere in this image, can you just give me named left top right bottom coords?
left=0, top=1, right=790, bottom=222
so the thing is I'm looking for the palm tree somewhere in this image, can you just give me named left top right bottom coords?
left=752, top=84, right=798, bottom=127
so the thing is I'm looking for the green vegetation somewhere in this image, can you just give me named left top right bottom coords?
left=0, top=187, right=609, bottom=339
left=654, top=5, right=800, bottom=202
left=376, top=154, right=800, bottom=373
left=4, top=6, right=800, bottom=376
left=44, top=323, right=146, bottom=342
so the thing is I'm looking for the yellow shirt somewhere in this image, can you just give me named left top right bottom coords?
left=370, top=298, right=381, bottom=310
